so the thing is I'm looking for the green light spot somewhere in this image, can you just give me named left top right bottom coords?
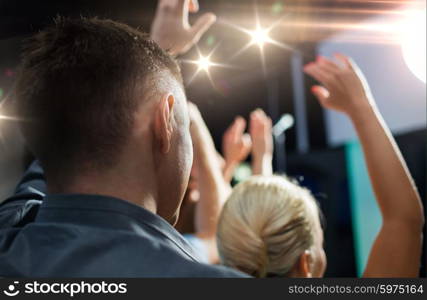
left=234, top=162, right=252, bottom=183
left=0, top=88, right=4, bottom=99
left=206, top=35, right=216, bottom=47
left=272, top=1, right=284, bottom=14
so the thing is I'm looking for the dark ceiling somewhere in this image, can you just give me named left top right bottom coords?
left=0, top=0, right=404, bottom=39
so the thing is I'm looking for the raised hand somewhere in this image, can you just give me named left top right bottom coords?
left=303, top=54, right=375, bottom=116
left=249, top=109, right=273, bottom=176
left=222, top=117, right=252, bottom=167
left=305, top=54, right=424, bottom=277
left=151, top=0, right=217, bottom=56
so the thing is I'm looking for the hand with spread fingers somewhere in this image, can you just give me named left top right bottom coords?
left=151, top=0, right=217, bottom=56
left=304, top=54, right=375, bottom=116
left=222, top=117, right=252, bottom=182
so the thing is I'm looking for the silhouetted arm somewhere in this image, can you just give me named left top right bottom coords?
left=188, top=103, right=230, bottom=263
left=249, top=109, right=273, bottom=176
left=222, top=116, right=252, bottom=182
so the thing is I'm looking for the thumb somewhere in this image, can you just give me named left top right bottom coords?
left=190, top=12, right=217, bottom=41
left=311, top=86, right=329, bottom=105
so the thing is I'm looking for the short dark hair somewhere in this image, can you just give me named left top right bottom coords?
left=15, top=17, right=182, bottom=182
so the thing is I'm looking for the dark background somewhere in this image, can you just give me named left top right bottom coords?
left=0, top=0, right=425, bottom=277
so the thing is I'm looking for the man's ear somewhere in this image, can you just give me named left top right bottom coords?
left=154, top=93, right=175, bottom=154
left=297, top=250, right=313, bottom=278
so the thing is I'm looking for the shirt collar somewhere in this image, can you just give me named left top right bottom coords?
left=35, top=194, right=198, bottom=261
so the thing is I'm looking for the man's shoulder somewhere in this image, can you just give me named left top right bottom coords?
left=103, top=232, right=249, bottom=277
left=179, top=260, right=250, bottom=278
left=0, top=223, right=250, bottom=278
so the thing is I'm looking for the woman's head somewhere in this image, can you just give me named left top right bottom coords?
left=217, top=175, right=326, bottom=278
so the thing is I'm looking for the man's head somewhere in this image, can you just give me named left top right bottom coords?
left=15, top=17, right=193, bottom=224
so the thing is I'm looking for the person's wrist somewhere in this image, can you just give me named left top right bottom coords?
left=346, top=100, right=378, bottom=124
left=251, top=152, right=273, bottom=176
left=252, top=152, right=273, bottom=162
left=341, top=93, right=372, bottom=114
left=224, top=159, right=239, bottom=170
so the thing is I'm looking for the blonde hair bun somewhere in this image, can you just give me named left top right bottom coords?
left=217, top=175, right=320, bottom=277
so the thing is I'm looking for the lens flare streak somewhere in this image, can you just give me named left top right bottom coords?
left=181, top=45, right=235, bottom=87
left=220, top=4, right=295, bottom=75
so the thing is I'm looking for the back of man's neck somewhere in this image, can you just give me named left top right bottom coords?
left=47, top=173, right=158, bottom=214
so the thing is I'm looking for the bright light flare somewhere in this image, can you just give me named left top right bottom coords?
left=197, top=55, right=213, bottom=71
left=400, top=8, right=426, bottom=83
left=220, top=4, right=294, bottom=76
left=250, top=26, right=271, bottom=47
left=181, top=46, right=235, bottom=87
left=0, top=115, right=19, bottom=121
left=0, top=107, right=25, bottom=148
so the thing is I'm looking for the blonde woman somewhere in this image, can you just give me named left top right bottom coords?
left=217, top=54, right=424, bottom=278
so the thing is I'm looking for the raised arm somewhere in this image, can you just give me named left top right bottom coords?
left=151, top=0, right=216, bottom=56
left=249, top=109, right=273, bottom=176
left=304, top=54, right=424, bottom=277
left=188, top=103, right=230, bottom=263
left=222, top=116, right=252, bottom=182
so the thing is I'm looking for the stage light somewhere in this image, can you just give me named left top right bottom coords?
left=250, top=26, right=271, bottom=47
left=220, top=5, right=294, bottom=76
left=181, top=49, right=217, bottom=84
left=197, top=55, right=213, bottom=71
left=181, top=46, right=234, bottom=87
left=400, top=8, right=426, bottom=83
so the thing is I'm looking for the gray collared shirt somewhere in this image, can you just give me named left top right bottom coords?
left=0, top=161, right=247, bottom=277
